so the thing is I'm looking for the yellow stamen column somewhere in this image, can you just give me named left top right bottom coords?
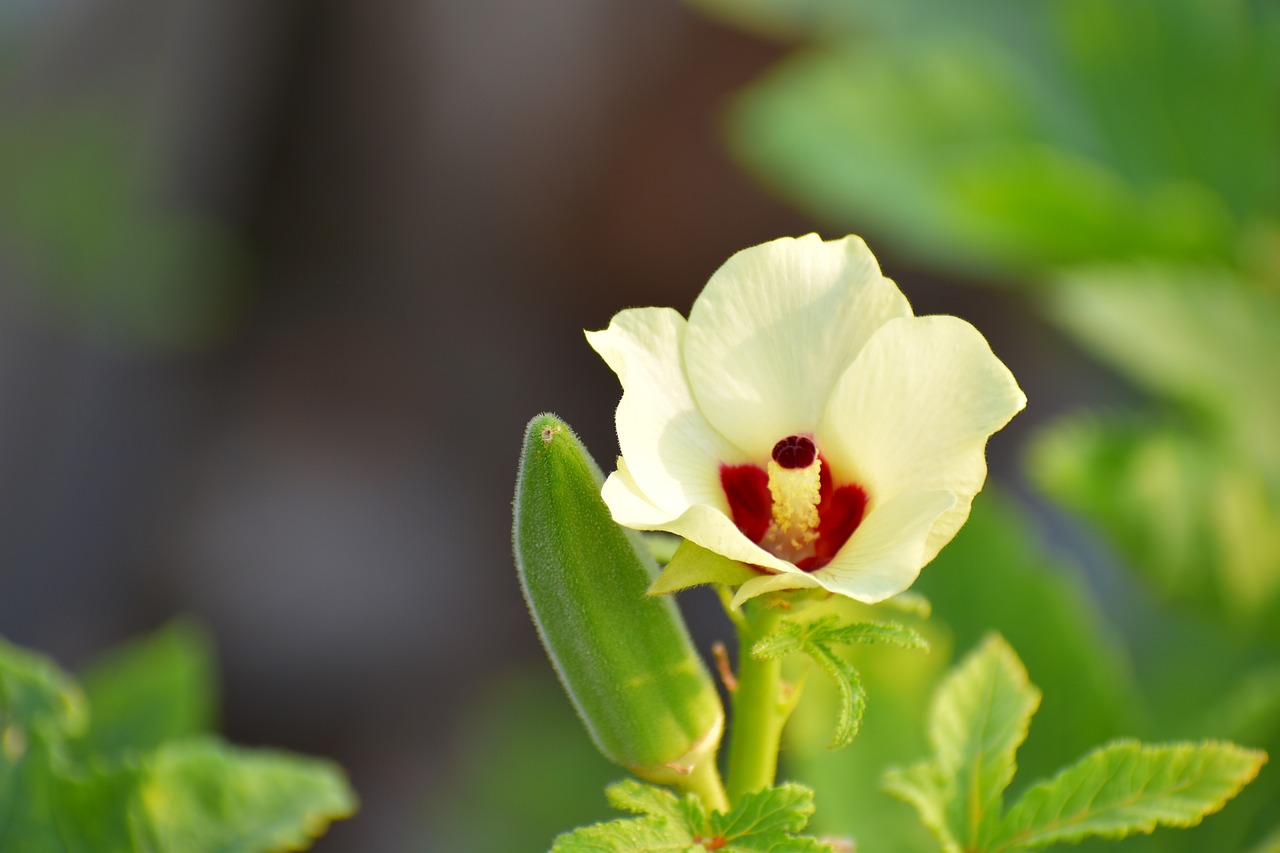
left=762, top=457, right=822, bottom=565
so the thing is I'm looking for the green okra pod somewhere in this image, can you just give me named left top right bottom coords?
left=513, top=413, right=724, bottom=797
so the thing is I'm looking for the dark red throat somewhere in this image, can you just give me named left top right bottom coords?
left=719, top=458, right=867, bottom=571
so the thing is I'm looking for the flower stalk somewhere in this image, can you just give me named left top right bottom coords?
left=725, top=599, right=794, bottom=802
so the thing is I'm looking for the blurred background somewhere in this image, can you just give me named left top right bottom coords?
left=1, top=1, right=1277, bottom=851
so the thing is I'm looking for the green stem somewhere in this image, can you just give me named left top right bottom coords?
left=725, top=600, right=789, bottom=802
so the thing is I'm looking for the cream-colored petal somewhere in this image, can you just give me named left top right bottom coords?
left=730, top=571, right=821, bottom=609
left=587, top=308, right=743, bottom=516
left=657, top=505, right=797, bottom=575
left=684, top=235, right=913, bottom=457
left=818, top=315, right=1025, bottom=565
left=810, top=490, right=957, bottom=603
left=602, top=464, right=799, bottom=575
left=601, top=465, right=675, bottom=528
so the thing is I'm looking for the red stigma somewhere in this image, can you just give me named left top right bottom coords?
left=771, top=435, right=816, bottom=469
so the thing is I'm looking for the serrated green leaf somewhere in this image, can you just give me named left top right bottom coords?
left=722, top=835, right=834, bottom=853
left=933, top=635, right=1041, bottom=850
left=555, top=782, right=832, bottom=853
left=79, top=620, right=217, bottom=757
left=710, top=783, right=815, bottom=838
left=884, top=635, right=1041, bottom=852
left=713, top=783, right=834, bottom=853
left=606, top=780, right=686, bottom=821
left=753, top=616, right=929, bottom=654
left=754, top=616, right=927, bottom=749
left=648, top=540, right=759, bottom=595
left=991, top=740, right=1268, bottom=852
left=551, top=816, right=697, bottom=853
left=859, top=494, right=1153, bottom=847
left=138, top=738, right=356, bottom=853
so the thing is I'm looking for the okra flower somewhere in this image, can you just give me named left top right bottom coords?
left=587, top=235, right=1025, bottom=608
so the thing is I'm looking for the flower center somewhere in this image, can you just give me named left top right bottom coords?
left=763, top=438, right=822, bottom=564
left=720, top=435, right=868, bottom=571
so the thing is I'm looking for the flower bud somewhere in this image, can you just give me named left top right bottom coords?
left=513, top=414, right=723, bottom=786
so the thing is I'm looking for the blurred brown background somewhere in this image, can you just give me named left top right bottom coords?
left=0, top=1, right=1086, bottom=849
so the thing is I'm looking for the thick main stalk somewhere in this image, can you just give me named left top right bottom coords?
left=725, top=601, right=788, bottom=802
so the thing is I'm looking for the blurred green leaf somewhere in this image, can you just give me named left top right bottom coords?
left=424, top=669, right=618, bottom=853
left=1201, top=667, right=1280, bottom=748
left=730, top=39, right=1240, bottom=276
left=1246, top=825, right=1280, bottom=853
left=0, top=634, right=354, bottom=851
left=1029, top=417, right=1280, bottom=632
left=137, top=738, right=356, bottom=853
left=0, top=725, right=141, bottom=852
left=1051, top=0, right=1280, bottom=223
left=714, top=0, right=1280, bottom=278
left=1050, top=266, right=1280, bottom=475
left=79, top=620, right=217, bottom=758
left=0, top=636, right=88, bottom=737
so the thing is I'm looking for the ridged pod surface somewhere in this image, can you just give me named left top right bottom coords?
left=513, top=414, right=723, bottom=784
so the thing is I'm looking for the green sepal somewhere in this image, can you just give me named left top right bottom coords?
left=643, top=533, right=682, bottom=566
left=649, top=539, right=759, bottom=596
left=513, top=414, right=724, bottom=787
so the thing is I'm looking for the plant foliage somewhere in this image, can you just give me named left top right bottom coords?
left=551, top=780, right=836, bottom=853
left=885, top=635, right=1266, bottom=852
left=0, top=629, right=355, bottom=852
